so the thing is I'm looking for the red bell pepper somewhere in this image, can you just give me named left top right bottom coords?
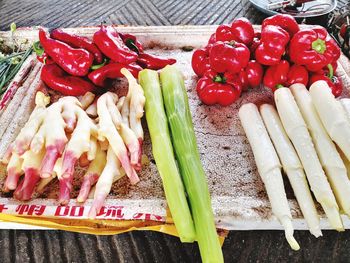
left=209, top=41, right=250, bottom=74
left=215, top=18, right=255, bottom=46
left=137, top=53, right=176, bottom=70
left=255, top=25, right=290, bottom=66
left=191, top=48, right=210, bottom=77
left=50, top=29, right=103, bottom=64
left=88, top=62, right=142, bottom=87
left=262, top=14, right=300, bottom=37
left=309, top=64, right=343, bottom=97
left=93, top=25, right=138, bottom=64
left=119, top=33, right=144, bottom=54
left=238, top=60, right=264, bottom=90
left=263, top=60, right=290, bottom=91
left=196, top=70, right=242, bottom=106
left=208, top=33, right=216, bottom=45
left=41, top=64, right=97, bottom=96
left=39, top=29, right=94, bottom=77
left=285, top=64, right=309, bottom=86
left=289, top=26, right=341, bottom=72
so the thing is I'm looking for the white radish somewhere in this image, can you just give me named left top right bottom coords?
left=260, top=104, right=322, bottom=237
left=274, top=87, right=343, bottom=231
left=309, top=81, right=350, bottom=162
left=239, top=103, right=300, bottom=250
left=340, top=98, right=350, bottom=122
left=291, top=83, right=350, bottom=217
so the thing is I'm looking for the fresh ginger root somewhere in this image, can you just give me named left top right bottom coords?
left=77, top=144, right=107, bottom=203
left=120, top=68, right=145, bottom=170
left=88, top=146, right=125, bottom=218
left=97, top=92, right=139, bottom=185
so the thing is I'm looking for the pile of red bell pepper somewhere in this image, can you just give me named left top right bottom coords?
left=192, top=14, right=343, bottom=106
left=35, top=25, right=176, bottom=96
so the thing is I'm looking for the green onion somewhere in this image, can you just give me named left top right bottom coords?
left=139, top=69, right=196, bottom=242
left=160, top=65, right=223, bottom=263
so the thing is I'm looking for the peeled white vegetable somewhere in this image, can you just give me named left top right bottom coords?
left=274, top=87, right=343, bottom=231
left=239, top=103, right=300, bottom=250
left=291, top=83, right=350, bottom=217
left=310, top=81, right=350, bottom=163
left=260, top=104, right=322, bottom=237
left=340, top=98, right=350, bottom=122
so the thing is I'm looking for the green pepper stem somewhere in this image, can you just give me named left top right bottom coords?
left=32, top=41, right=44, bottom=56
left=276, top=84, right=284, bottom=89
left=311, top=38, right=326, bottom=54
left=327, top=64, right=334, bottom=79
left=91, top=58, right=108, bottom=70
left=213, top=74, right=226, bottom=83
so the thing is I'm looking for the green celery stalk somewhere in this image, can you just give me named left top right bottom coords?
left=160, top=65, right=223, bottom=263
left=138, top=69, right=196, bottom=242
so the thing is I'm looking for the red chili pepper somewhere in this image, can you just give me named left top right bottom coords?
left=285, top=64, right=309, bottom=86
left=255, top=25, right=290, bottom=66
left=209, top=41, right=250, bottom=73
left=289, top=26, right=341, bottom=72
left=88, top=63, right=142, bottom=87
left=41, top=64, right=97, bottom=96
left=93, top=25, right=138, bottom=64
left=196, top=70, right=242, bottom=106
left=263, top=60, right=290, bottom=92
left=39, top=29, right=94, bottom=77
left=137, top=53, right=176, bottom=70
left=309, top=64, right=343, bottom=97
left=50, top=29, right=103, bottom=64
left=119, top=33, right=144, bottom=54
left=215, top=18, right=254, bottom=46
left=36, top=53, right=54, bottom=65
left=262, top=14, right=300, bottom=37
left=191, top=48, right=210, bottom=77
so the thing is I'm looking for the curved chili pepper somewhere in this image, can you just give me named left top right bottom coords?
left=209, top=41, right=250, bottom=73
left=285, top=64, right=309, bottom=86
left=289, top=27, right=341, bottom=72
left=215, top=18, right=254, bottom=46
left=51, top=29, right=103, bottom=64
left=41, top=64, right=97, bottom=96
left=137, top=53, right=176, bottom=70
left=88, top=63, right=142, bottom=87
left=309, top=64, right=343, bottom=97
left=262, top=14, right=300, bottom=37
left=39, top=29, right=94, bottom=77
left=263, top=60, right=290, bottom=92
left=119, top=33, right=144, bottom=54
left=191, top=48, right=210, bottom=77
left=196, top=70, right=242, bottom=106
left=255, top=25, right=290, bottom=66
left=93, top=25, right=138, bottom=64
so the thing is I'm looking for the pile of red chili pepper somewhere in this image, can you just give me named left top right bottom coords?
left=34, top=25, right=176, bottom=96
left=192, top=14, right=342, bottom=106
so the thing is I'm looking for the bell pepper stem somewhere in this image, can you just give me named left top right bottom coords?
left=327, top=64, right=334, bottom=80
left=311, top=39, right=326, bottom=54
left=213, top=74, right=226, bottom=83
left=276, top=84, right=284, bottom=89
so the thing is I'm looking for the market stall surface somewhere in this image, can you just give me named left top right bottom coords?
left=0, top=0, right=350, bottom=262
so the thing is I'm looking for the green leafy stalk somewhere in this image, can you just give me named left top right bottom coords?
left=139, top=69, right=196, bottom=242
left=160, top=65, right=223, bottom=263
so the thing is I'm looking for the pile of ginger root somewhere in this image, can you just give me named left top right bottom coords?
left=1, top=68, right=145, bottom=218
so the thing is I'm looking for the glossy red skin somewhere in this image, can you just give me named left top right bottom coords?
left=263, top=60, right=290, bottom=91
left=309, top=74, right=343, bottom=97
left=39, top=29, right=94, bottom=76
left=36, top=52, right=54, bottom=64
left=245, top=60, right=264, bottom=87
left=255, top=25, right=290, bottom=66
left=51, top=29, right=103, bottom=63
left=88, top=62, right=142, bottom=87
left=209, top=41, right=250, bottom=73
left=215, top=18, right=254, bottom=46
left=208, top=33, right=217, bottom=44
left=41, top=63, right=97, bottom=96
left=289, top=27, right=341, bottom=72
left=191, top=48, right=210, bottom=77
left=119, top=33, right=144, bottom=53
left=262, top=14, right=300, bottom=37
left=137, top=53, right=176, bottom=70
left=93, top=25, right=137, bottom=64
left=286, top=64, right=309, bottom=86
left=196, top=70, right=242, bottom=106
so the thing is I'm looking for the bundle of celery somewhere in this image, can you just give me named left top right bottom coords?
left=139, top=66, right=223, bottom=262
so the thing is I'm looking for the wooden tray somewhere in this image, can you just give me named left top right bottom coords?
left=1, top=25, right=350, bottom=230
